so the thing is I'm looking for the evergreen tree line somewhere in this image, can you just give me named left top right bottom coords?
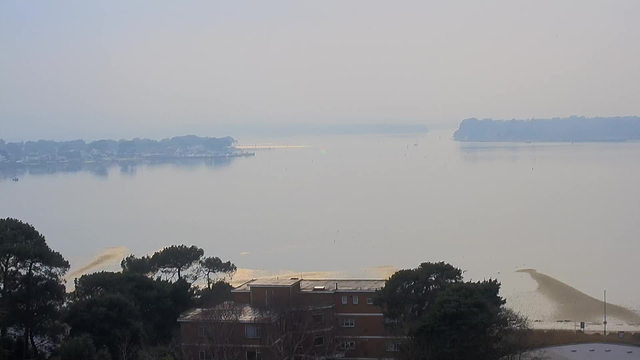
left=0, top=218, right=236, bottom=360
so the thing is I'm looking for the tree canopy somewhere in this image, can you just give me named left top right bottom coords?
left=375, top=261, right=462, bottom=325
left=0, top=218, right=70, bottom=358
left=198, top=256, right=237, bottom=289
left=65, top=294, right=143, bottom=360
left=376, top=262, right=529, bottom=360
left=150, top=245, right=204, bottom=281
left=120, top=255, right=154, bottom=277
left=453, top=116, right=640, bottom=142
left=1, top=218, right=236, bottom=360
left=56, top=334, right=111, bottom=360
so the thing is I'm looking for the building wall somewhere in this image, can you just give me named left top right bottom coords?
left=250, top=286, right=294, bottom=309
left=336, top=313, right=387, bottom=337
left=232, top=291, right=250, bottom=304
left=181, top=321, right=272, bottom=360
left=182, top=287, right=396, bottom=360
left=296, top=291, right=335, bottom=307
left=334, top=292, right=382, bottom=314
left=339, top=338, right=400, bottom=359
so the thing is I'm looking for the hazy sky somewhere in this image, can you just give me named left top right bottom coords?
left=1, top=1, right=639, bottom=141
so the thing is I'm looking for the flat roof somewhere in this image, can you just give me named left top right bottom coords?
left=178, top=302, right=275, bottom=323
left=247, top=278, right=301, bottom=287
left=233, top=278, right=385, bottom=292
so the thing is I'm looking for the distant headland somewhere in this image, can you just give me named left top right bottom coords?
left=0, top=135, right=254, bottom=168
left=453, top=116, right=640, bottom=142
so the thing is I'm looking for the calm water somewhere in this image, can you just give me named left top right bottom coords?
left=2, top=129, right=640, bottom=316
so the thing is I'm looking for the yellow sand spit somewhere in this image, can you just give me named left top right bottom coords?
left=517, top=269, right=640, bottom=323
left=66, top=247, right=127, bottom=280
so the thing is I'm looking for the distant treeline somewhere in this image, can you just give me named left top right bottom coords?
left=453, top=116, right=640, bottom=142
left=0, top=135, right=235, bottom=159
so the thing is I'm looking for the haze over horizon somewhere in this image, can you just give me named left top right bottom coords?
left=2, top=1, right=640, bottom=141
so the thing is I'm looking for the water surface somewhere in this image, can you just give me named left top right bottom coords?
left=2, top=129, right=640, bottom=318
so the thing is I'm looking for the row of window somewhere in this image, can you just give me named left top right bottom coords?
left=200, top=318, right=358, bottom=339
left=340, top=295, right=374, bottom=305
left=341, top=318, right=355, bottom=327
left=198, top=324, right=262, bottom=339
left=199, top=349, right=266, bottom=360
left=340, top=341, right=356, bottom=350
left=337, top=340, right=400, bottom=352
left=198, top=341, right=400, bottom=359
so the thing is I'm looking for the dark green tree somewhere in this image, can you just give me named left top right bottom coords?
left=65, top=294, right=143, bottom=360
left=410, top=280, right=528, bottom=360
left=10, top=274, right=67, bottom=353
left=71, top=271, right=188, bottom=345
left=376, top=263, right=530, bottom=360
left=198, top=256, right=236, bottom=289
left=0, top=218, right=69, bottom=357
left=120, top=255, right=155, bottom=277
left=58, top=334, right=97, bottom=360
left=375, top=262, right=462, bottom=325
left=150, top=245, right=204, bottom=281
left=194, top=281, right=233, bottom=308
left=95, top=348, right=112, bottom=360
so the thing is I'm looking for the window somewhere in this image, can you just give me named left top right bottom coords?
left=342, top=318, right=355, bottom=328
left=198, top=325, right=205, bottom=337
left=341, top=295, right=347, bottom=304
left=246, top=350, right=262, bottom=360
left=352, top=295, right=358, bottom=304
left=312, top=312, right=324, bottom=324
left=245, top=324, right=261, bottom=338
left=340, top=341, right=356, bottom=350
left=367, top=297, right=373, bottom=305
left=314, top=336, right=324, bottom=347
left=386, top=342, right=401, bottom=352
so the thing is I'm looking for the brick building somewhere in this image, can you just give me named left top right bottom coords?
left=179, top=278, right=401, bottom=360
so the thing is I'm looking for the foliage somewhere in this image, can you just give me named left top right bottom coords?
left=95, top=348, right=112, bottom=360
left=374, top=261, right=462, bottom=325
left=71, top=271, right=190, bottom=346
left=198, top=256, right=236, bottom=289
left=411, top=280, right=506, bottom=360
left=59, top=334, right=97, bottom=360
left=377, top=263, right=530, bottom=360
left=0, top=218, right=70, bottom=357
left=2, top=218, right=238, bottom=360
left=453, top=116, right=640, bottom=142
left=65, top=294, right=143, bottom=360
left=150, top=245, right=204, bottom=281
left=120, top=255, right=155, bottom=277
left=194, top=281, right=233, bottom=308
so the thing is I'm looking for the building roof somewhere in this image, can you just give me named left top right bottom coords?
left=178, top=302, right=275, bottom=323
left=232, top=278, right=386, bottom=292
left=247, top=278, right=301, bottom=287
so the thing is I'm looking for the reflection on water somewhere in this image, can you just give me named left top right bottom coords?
left=0, top=157, right=236, bottom=181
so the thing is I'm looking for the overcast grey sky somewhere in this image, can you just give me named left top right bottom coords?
left=1, top=1, right=639, bottom=141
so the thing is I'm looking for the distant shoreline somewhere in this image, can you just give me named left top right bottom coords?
left=0, top=135, right=257, bottom=168
left=453, top=116, right=640, bottom=142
